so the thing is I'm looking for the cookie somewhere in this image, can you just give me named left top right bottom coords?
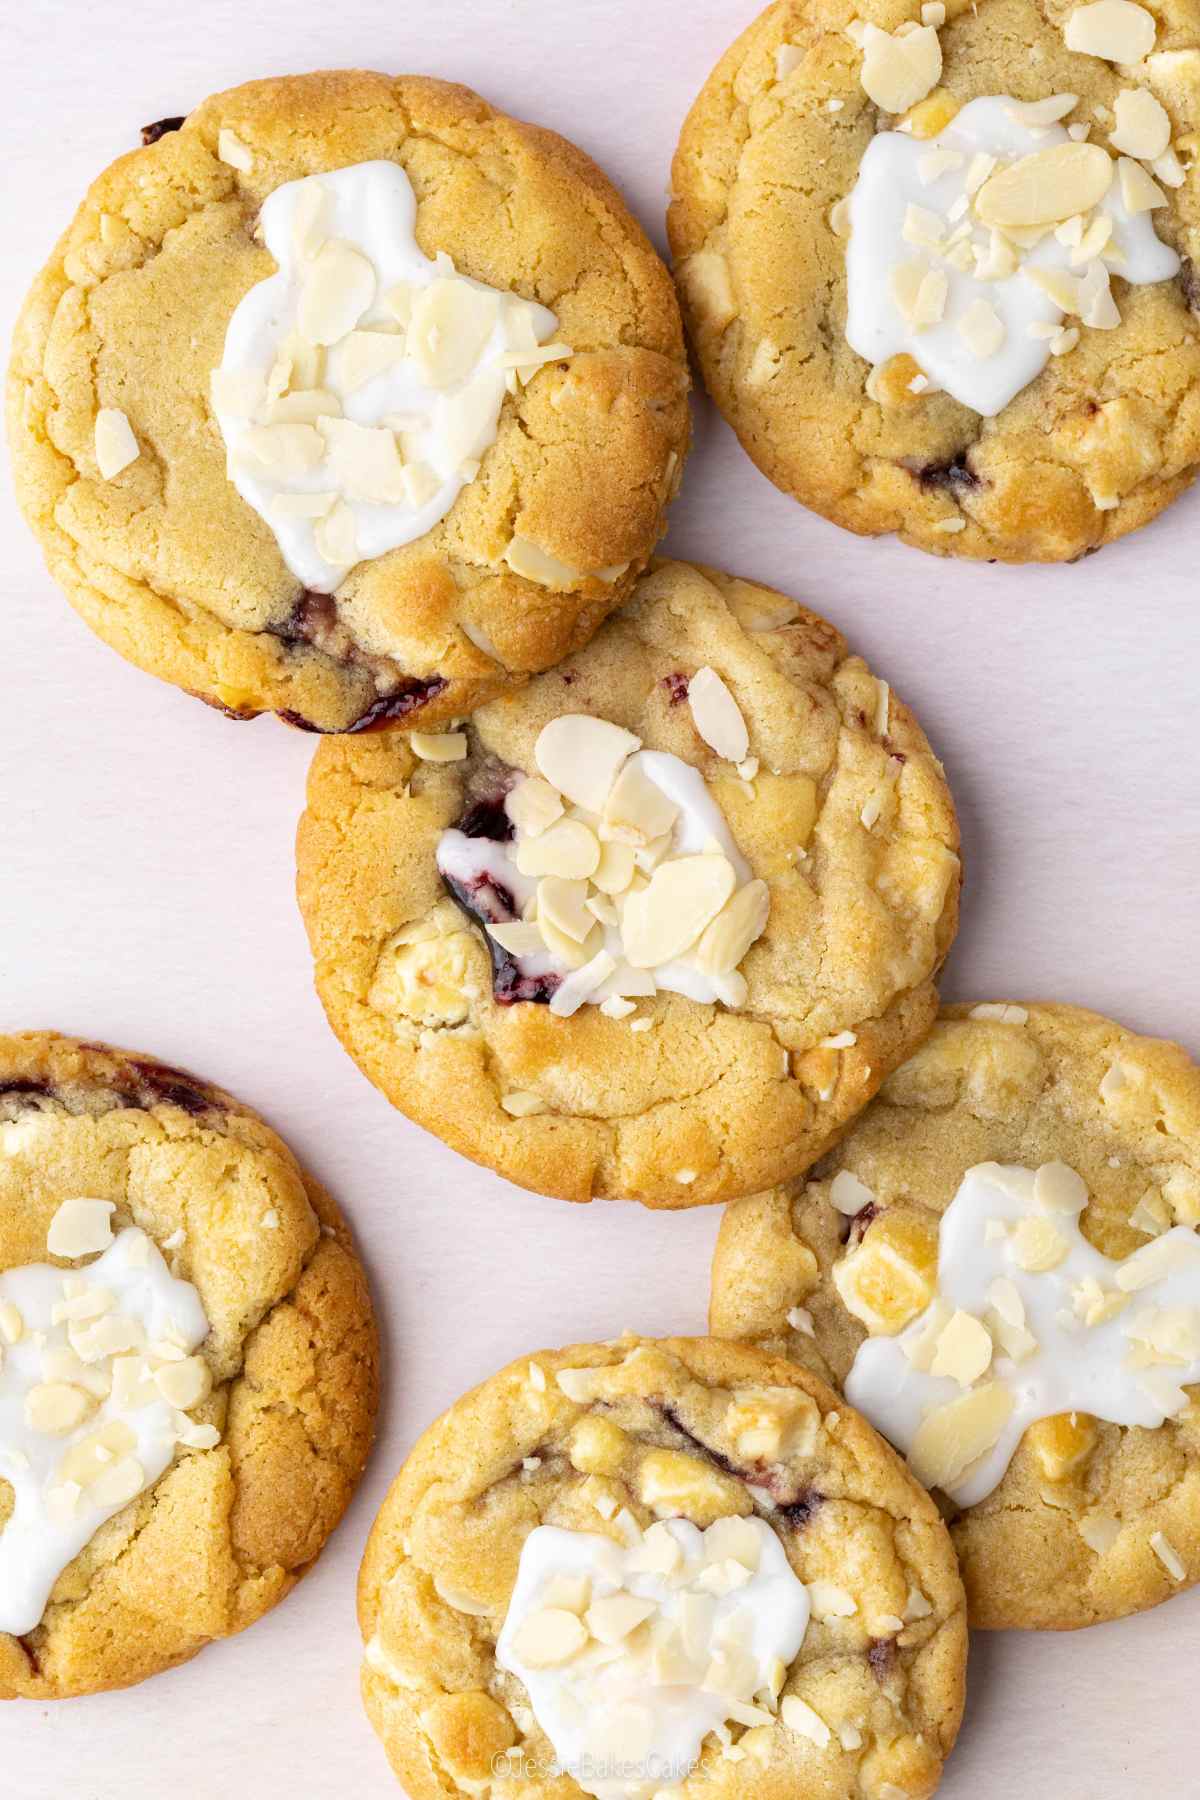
left=8, top=71, right=689, bottom=733
left=359, top=1334, right=967, bottom=1800
left=668, top=0, right=1200, bottom=562
left=711, top=1001, right=1200, bottom=1630
left=0, top=1032, right=379, bottom=1697
left=297, top=558, right=961, bottom=1207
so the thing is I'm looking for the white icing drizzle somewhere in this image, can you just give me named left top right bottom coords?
left=845, top=96, right=1180, bottom=415
left=845, top=1162, right=1200, bottom=1507
left=436, top=747, right=753, bottom=1010
left=497, top=1518, right=809, bottom=1800
left=213, top=160, right=560, bottom=590
left=0, top=1225, right=211, bottom=1635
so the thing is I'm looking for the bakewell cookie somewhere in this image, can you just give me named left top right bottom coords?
left=0, top=1032, right=378, bottom=1697
left=360, top=1335, right=967, bottom=1800
left=296, top=559, right=961, bottom=1207
left=8, top=71, right=689, bottom=732
left=711, top=1002, right=1200, bottom=1630
left=669, top=0, right=1200, bottom=562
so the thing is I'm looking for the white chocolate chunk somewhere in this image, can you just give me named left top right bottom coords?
left=93, top=410, right=140, bottom=480
left=47, top=1200, right=116, bottom=1259
left=535, top=716, right=640, bottom=813
left=217, top=127, right=253, bottom=172
left=830, top=1170, right=875, bottom=1215
left=1078, top=1511, right=1122, bottom=1554
left=688, top=668, right=750, bottom=764
left=860, top=23, right=943, bottom=114
left=1064, top=0, right=1157, bottom=63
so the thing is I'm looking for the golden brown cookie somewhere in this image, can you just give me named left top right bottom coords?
left=296, top=559, right=961, bottom=1207
left=711, top=1002, right=1200, bottom=1630
left=0, top=1032, right=378, bottom=1698
left=668, top=0, right=1200, bottom=562
left=359, top=1335, right=967, bottom=1800
left=8, top=71, right=689, bottom=732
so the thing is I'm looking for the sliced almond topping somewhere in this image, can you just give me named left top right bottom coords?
left=538, top=876, right=594, bottom=944
left=1150, top=1530, right=1186, bottom=1581
left=297, top=239, right=377, bottom=346
left=217, top=127, right=253, bottom=172
left=153, top=1355, right=211, bottom=1411
left=688, top=668, right=750, bottom=764
left=694, top=880, right=770, bottom=976
left=621, top=855, right=737, bottom=968
left=1035, top=1161, right=1088, bottom=1212
left=409, top=731, right=468, bottom=763
left=1078, top=1511, right=1122, bottom=1553
left=860, top=23, right=943, bottom=114
left=512, top=1606, right=589, bottom=1668
left=780, top=1694, right=832, bottom=1746
left=0, top=1301, right=23, bottom=1346
left=25, top=1382, right=93, bottom=1435
left=1118, top=155, right=1168, bottom=212
left=807, top=1579, right=857, bottom=1620
left=240, top=421, right=324, bottom=476
left=402, top=462, right=440, bottom=510
left=549, top=949, right=617, bottom=1018
left=1010, top=1215, right=1070, bottom=1272
left=327, top=329, right=407, bottom=392
left=90, top=1455, right=145, bottom=1508
left=270, top=491, right=336, bottom=521
left=1009, top=94, right=1080, bottom=126
left=919, top=147, right=964, bottom=187
left=930, top=1309, right=994, bottom=1386
left=318, top=417, right=407, bottom=505
left=506, top=776, right=564, bottom=838
left=602, top=761, right=680, bottom=847
left=504, top=535, right=583, bottom=588
left=535, top=716, right=640, bottom=813
left=313, top=500, right=358, bottom=567
left=909, top=1381, right=1014, bottom=1491
left=1064, top=0, right=1157, bottom=63
left=94, top=409, right=140, bottom=480
left=585, top=1593, right=657, bottom=1644
left=902, top=202, right=946, bottom=250
left=592, top=838, right=637, bottom=896
left=775, top=43, right=804, bottom=81
left=969, top=1002, right=1029, bottom=1024
left=515, top=818, right=601, bottom=882
left=407, top=280, right=500, bottom=387
left=1023, top=264, right=1083, bottom=313
left=500, top=1090, right=547, bottom=1118
left=1108, top=87, right=1171, bottom=160
left=210, top=368, right=265, bottom=416
left=47, top=1199, right=116, bottom=1259
left=958, top=298, right=1006, bottom=359
left=975, top=143, right=1114, bottom=227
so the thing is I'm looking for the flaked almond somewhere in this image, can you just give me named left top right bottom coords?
left=688, top=667, right=750, bottom=764
left=240, top=421, right=324, bottom=475
left=830, top=1169, right=875, bottom=1215
left=909, top=1380, right=1014, bottom=1490
left=781, top=1695, right=832, bottom=1747
left=930, top=1309, right=994, bottom=1386
left=1064, top=0, right=1157, bottom=63
left=602, top=761, right=680, bottom=846
left=327, top=329, right=407, bottom=392
left=694, top=880, right=770, bottom=975
left=506, top=776, right=564, bottom=837
left=621, top=855, right=737, bottom=968
left=1118, top=155, right=1168, bottom=211
left=860, top=23, right=942, bottom=114
left=1010, top=1215, right=1070, bottom=1271
left=313, top=500, right=358, bottom=567
left=958, top=298, right=1006, bottom=358
left=538, top=876, right=594, bottom=944
left=297, top=239, right=377, bottom=346
left=535, top=715, right=640, bottom=813
left=90, top=1455, right=146, bottom=1508
left=511, top=1606, right=589, bottom=1668
left=409, top=731, right=468, bottom=763
left=1108, top=87, right=1171, bottom=160
left=515, top=817, right=600, bottom=881
left=47, top=1199, right=115, bottom=1259
left=25, top=1382, right=93, bottom=1436
left=549, top=948, right=617, bottom=1018
left=94, top=409, right=140, bottom=480
left=585, top=1593, right=657, bottom=1644
left=407, top=279, right=500, bottom=387
left=318, top=417, right=407, bottom=505
left=592, top=838, right=637, bottom=896
left=217, top=127, right=253, bottom=172
left=487, top=918, right=545, bottom=955
left=503, top=537, right=581, bottom=588
left=975, top=142, right=1113, bottom=227
left=1035, top=1161, right=1088, bottom=1212
left=153, top=1355, right=211, bottom=1411
left=402, top=462, right=440, bottom=510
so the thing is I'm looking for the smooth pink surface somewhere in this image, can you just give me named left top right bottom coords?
left=2, top=3, right=1197, bottom=1795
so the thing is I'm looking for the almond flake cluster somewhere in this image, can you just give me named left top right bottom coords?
left=493, top=678, right=769, bottom=1021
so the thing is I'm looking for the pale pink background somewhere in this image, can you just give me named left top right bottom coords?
left=2, top=2, right=1198, bottom=1794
